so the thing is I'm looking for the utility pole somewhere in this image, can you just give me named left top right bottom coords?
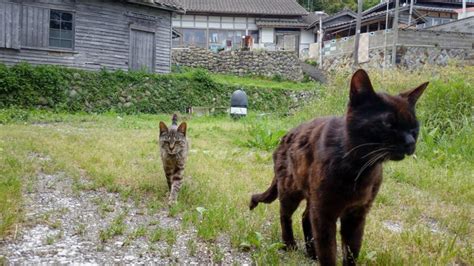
left=353, top=0, right=363, bottom=68
left=382, top=0, right=390, bottom=75
left=391, top=0, right=400, bottom=67
left=314, top=11, right=326, bottom=69
left=408, top=0, right=414, bottom=27
left=462, top=0, right=467, bottom=18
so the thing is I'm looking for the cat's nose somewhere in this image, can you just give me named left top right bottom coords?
left=403, top=133, right=416, bottom=154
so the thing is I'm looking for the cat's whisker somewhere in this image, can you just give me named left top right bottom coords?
left=354, top=152, right=389, bottom=188
left=343, top=143, right=383, bottom=158
left=362, top=147, right=394, bottom=159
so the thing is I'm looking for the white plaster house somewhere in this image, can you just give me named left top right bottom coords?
left=171, top=0, right=319, bottom=57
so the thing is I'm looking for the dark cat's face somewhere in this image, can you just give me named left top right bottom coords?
left=159, top=122, right=187, bottom=155
left=346, top=69, right=428, bottom=161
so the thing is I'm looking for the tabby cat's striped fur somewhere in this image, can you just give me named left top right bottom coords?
left=159, top=114, right=188, bottom=204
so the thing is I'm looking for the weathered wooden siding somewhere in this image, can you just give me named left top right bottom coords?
left=0, top=0, right=173, bottom=73
left=21, top=5, right=49, bottom=48
left=130, top=29, right=155, bottom=72
left=0, top=2, right=21, bottom=49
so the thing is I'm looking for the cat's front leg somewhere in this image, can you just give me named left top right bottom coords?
left=168, top=169, right=184, bottom=204
left=340, top=206, right=370, bottom=266
left=310, top=207, right=338, bottom=266
left=302, top=204, right=316, bottom=259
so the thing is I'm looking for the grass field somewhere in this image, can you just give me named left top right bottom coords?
left=0, top=65, right=472, bottom=264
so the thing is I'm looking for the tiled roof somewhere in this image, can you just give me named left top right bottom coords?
left=128, top=0, right=184, bottom=12
left=306, top=8, right=355, bottom=29
left=325, top=6, right=426, bottom=30
left=176, top=0, right=309, bottom=16
left=256, top=18, right=309, bottom=28
left=362, top=0, right=390, bottom=16
left=413, top=5, right=457, bottom=12
left=302, top=12, right=328, bottom=28
left=363, top=0, right=466, bottom=15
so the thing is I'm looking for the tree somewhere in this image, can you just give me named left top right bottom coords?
left=298, top=0, right=379, bottom=14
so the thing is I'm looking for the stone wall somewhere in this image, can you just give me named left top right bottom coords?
left=311, top=28, right=474, bottom=71
left=323, top=47, right=470, bottom=71
left=172, top=47, right=304, bottom=81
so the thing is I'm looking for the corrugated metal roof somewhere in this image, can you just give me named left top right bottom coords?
left=176, top=0, right=309, bottom=16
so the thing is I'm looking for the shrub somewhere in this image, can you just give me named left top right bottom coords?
left=0, top=63, right=316, bottom=114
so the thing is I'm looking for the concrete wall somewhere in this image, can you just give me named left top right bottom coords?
left=261, top=28, right=275, bottom=44
left=172, top=47, right=304, bottom=81
left=0, top=0, right=173, bottom=73
left=299, top=29, right=315, bottom=58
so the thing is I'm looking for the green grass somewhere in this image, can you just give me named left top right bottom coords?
left=0, top=65, right=472, bottom=264
left=171, top=66, right=318, bottom=91
left=210, top=72, right=317, bottom=91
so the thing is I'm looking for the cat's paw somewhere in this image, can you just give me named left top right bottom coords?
left=168, top=196, right=177, bottom=206
left=249, top=197, right=258, bottom=210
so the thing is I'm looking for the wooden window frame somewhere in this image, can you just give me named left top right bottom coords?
left=48, top=9, right=75, bottom=50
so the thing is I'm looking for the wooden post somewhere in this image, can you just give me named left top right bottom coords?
left=391, top=0, right=400, bottom=67
left=353, top=0, right=363, bottom=68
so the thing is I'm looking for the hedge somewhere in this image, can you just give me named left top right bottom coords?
left=0, top=63, right=315, bottom=114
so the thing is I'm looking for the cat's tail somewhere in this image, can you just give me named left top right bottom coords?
left=172, top=114, right=178, bottom=125
left=249, top=177, right=278, bottom=210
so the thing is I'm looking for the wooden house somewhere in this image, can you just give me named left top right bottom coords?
left=0, top=0, right=183, bottom=73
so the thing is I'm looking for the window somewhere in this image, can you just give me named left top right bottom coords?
left=208, top=29, right=244, bottom=50
left=249, top=30, right=259, bottom=44
left=368, top=23, right=378, bottom=32
left=182, top=29, right=206, bottom=48
left=49, top=10, right=73, bottom=49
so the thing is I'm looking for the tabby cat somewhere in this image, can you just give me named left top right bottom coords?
left=159, top=114, right=188, bottom=204
left=249, top=69, right=428, bottom=266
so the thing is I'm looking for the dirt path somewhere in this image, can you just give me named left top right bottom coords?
left=0, top=156, right=251, bottom=264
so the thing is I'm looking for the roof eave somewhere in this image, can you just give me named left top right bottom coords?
left=126, top=0, right=185, bottom=14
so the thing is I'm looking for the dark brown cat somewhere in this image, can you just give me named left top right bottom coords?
left=159, top=114, right=188, bottom=205
left=249, top=69, right=428, bottom=266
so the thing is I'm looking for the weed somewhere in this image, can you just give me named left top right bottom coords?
left=99, top=212, right=127, bottom=243
left=211, top=244, right=224, bottom=263
left=75, top=223, right=86, bottom=237
left=186, top=239, right=197, bottom=256
left=150, top=227, right=177, bottom=245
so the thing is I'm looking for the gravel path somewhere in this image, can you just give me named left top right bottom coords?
left=0, top=156, right=251, bottom=265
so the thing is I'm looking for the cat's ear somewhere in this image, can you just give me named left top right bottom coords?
left=177, top=122, right=187, bottom=136
left=159, top=122, right=168, bottom=136
left=350, top=69, right=376, bottom=106
left=400, top=82, right=429, bottom=106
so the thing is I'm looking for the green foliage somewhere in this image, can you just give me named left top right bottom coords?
left=0, top=63, right=316, bottom=114
left=239, top=121, right=287, bottom=151
left=271, top=74, right=283, bottom=82
left=297, top=0, right=380, bottom=14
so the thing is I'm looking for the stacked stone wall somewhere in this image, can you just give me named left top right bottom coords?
left=172, top=48, right=304, bottom=81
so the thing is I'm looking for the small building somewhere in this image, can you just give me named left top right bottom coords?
left=171, top=0, right=317, bottom=56
left=0, top=0, right=183, bottom=73
left=362, top=0, right=474, bottom=29
left=307, top=0, right=474, bottom=41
